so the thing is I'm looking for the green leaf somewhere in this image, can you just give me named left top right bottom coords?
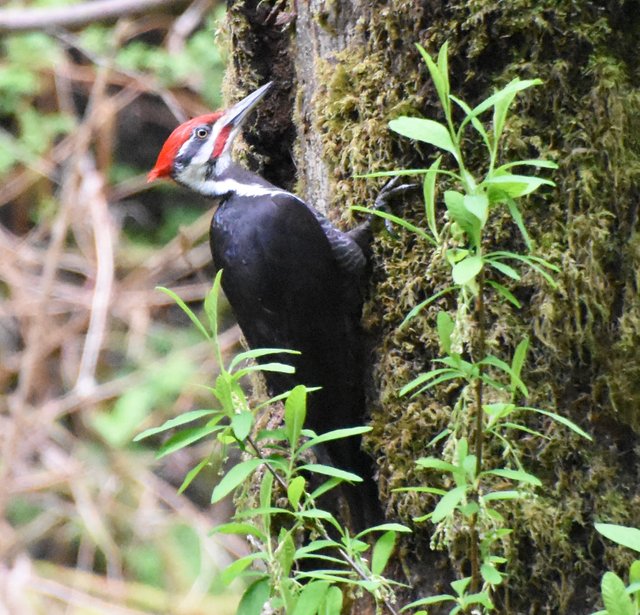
left=295, top=508, right=335, bottom=521
left=233, top=362, right=296, bottom=379
left=487, top=251, right=558, bottom=287
left=310, top=477, right=342, bottom=499
left=484, top=403, right=516, bottom=419
left=501, top=422, right=549, bottom=439
left=212, top=522, right=267, bottom=541
left=229, top=347, right=300, bottom=372
left=134, top=409, right=217, bottom=441
left=389, top=117, right=458, bottom=160
left=157, top=286, right=210, bottom=340
left=463, top=193, right=489, bottom=225
left=451, top=577, right=472, bottom=596
left=463, top=591, right=494, bottom=610
left=285, top=385, right=307, bottom=448
left=459, top=501, right=480, bottom=517
left=423, top=156, right=442, bottom=241
left=298, top=464, right=362, bottom=483
left=371, top=531, right=397, bottom=575
left=601, top=571, right=635, bottom=615
left=204, top=269, right=223, bottom=342
left=486, top=280, right=521, bottom=308
left=351, top=205, right=436, bottom=245
left=295, top=539, right=339, bottom=558
left=400, top=368, right=465, bottom=397
left=486, top=78, right=542, bottom=142
left=178, top=457, right=209, bottom=494
left=356, top=522, right=412, bottom=537
left=630, top=560, right=640, bottom=592
left=444, top=190, right=481, bottom=246
left=394, top=486, right=447, bottom=496
left=431, top=486, right=466, bottom=522
left=487, top=258, right=521, bottom=281
left=522, top=407, right=592, bottom=440
left=236, top=577, right=270, bottom=615
left=416, top=42, right=449, bottom=115
left=231, top=411, right=253, bottom=442
left=319, top=586, right=343, bottom=615
left=415, top=457, right=458, bottom=474
left=291, top=581, right=329, bottom=615
left=480, top=354, right=528, bottom=397
left=505, top=196, right=532, bottom=250
left=287, top=476, right=306, bottom=509
left=484, top=173, right=554, bottom=200
left=400, top=285, right=457, bottom=330
left=436, top=41, right=450, bottom=109
left=595, top=524, right=640, bottom=553
left=355, top=167, right=460, bottom=179
left=401, top=594, right=455, bottom=611
left=222, top=553, right=266, bottom=587
left=211, top=458, right=263, bottom=503
left=481, top=490, right=526, bottom=502
left=436, top=310, right=455, bottom=354
left=511, top=338, right=529, bottom=386
left=277, top=531, right=296, bottom=578
left=297, top=426, right=371, bottom=455
left=483, top=467, right=542, bottom=487
left=450, top=94, right=491, bottom=151
left=481, top=562, right=503, bottom=585
left=452, top=254, right=483, bottom=286
left=260, top=468, right=274, bottom=536
left=496, top=158, right=558, bottom=172
left=156, top=420, right=223, bottom=458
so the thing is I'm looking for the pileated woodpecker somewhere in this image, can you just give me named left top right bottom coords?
left=149, top=82, right=394, bottom=528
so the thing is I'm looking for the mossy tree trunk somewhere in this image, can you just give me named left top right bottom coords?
left=225, top=1, right=640, bottom=613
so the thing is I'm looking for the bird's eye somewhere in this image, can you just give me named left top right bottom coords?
left=195, top=127, right=209, bottom=139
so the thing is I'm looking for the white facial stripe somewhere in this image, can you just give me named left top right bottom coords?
left=200, top=178, right=293, bottom=199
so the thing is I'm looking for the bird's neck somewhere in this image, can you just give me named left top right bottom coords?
left=193, top=161, right=286, bottom=200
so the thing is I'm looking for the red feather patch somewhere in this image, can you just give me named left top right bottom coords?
left=212, top=124, right=233, bottom=159
left=148, top=112, right=223, bottom=182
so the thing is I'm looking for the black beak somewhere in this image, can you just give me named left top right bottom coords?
left=223, top=82, right=273, bottom=128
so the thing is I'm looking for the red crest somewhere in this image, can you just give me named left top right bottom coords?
left=147, top=112, right=223, bottom=182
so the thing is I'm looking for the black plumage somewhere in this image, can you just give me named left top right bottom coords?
left=210, top=164, right=380, bottom=528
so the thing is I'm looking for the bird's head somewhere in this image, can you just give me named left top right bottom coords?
left=148, top=82, right=273, bottom=195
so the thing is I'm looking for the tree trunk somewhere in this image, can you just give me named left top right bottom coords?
left=225, top=1, right=640, bottom=613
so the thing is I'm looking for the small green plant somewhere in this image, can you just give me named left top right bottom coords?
left=356, top=42, right=591, bottom=612
left=592, top=523, right=640, bottom=615
left=136, top=271, right=408, bottom=615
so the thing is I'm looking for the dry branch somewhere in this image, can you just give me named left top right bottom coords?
left=0, top=0, right=191, bottom=33
left=0, top=6, right=242, bottom=611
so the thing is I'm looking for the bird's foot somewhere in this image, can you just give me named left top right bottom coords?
left=374, top=177, right=419, bottom=237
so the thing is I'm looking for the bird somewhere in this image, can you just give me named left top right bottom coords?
left=148, top=82, right=405, bottom=529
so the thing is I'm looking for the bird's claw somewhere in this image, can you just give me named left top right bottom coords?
left=374, top=177, right=420, bottom=238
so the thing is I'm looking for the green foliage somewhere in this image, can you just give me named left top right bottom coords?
left=0, top=32, right=74, bottom=175
left=360, top=42, right=590, bottom=611
left=593, top=524, right=640, bottom=615
left=139, top=271, right=409, bottom=614
left=92, top=354, right=197, bottom=448
left=80, top=7, right=226, bottom=109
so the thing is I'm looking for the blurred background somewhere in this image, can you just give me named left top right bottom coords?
left=0, top=1, right=246, bottom=612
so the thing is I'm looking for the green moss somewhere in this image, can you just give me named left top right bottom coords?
left=308, top=1, right=640, bottom=612
left=227, top=0, right=640, bottom=611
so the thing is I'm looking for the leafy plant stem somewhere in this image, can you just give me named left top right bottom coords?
left=471, top=268, right=486, bottom=594
left=246, top=434, right=401, bottom=615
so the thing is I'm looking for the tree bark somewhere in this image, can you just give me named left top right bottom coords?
left=226, top=1, right=640, bottom=613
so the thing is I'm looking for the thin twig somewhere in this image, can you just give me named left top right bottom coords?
left=74, top=156, right=116, bottom=396
left=0, top=0, right=190, bottom=33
